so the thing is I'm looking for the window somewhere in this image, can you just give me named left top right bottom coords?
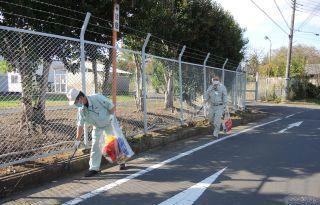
left=54, top=70, right=67, bottom=93
left=11, top=75, right=19, bottom=84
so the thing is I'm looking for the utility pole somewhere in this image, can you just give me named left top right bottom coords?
left=112, top=0, right=119, bottom=110
left=284, top=0, right=296, bottom=101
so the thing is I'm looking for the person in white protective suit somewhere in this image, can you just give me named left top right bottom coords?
left=203, top=76, right=228, bottom=138
left=67, top=88, right=126, bottom=177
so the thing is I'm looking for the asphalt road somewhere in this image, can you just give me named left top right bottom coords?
left=2, top=104, right=320, bottom=205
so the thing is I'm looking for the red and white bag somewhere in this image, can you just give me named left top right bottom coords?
left=222, top=108, right=232, bottom=133
left=99, top=115, right=134, bottom=164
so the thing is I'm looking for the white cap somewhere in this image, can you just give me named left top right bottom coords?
left=67, top=88, right=80, bottom=105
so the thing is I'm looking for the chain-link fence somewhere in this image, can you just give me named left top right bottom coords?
left=0, top=25, right=247, bottom=169
left=258, top=77, right=285, bottom=101
left=0, top=27, right=81, bottom=168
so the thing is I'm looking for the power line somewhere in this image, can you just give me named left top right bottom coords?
left=298, top=5, right=320, bottom=12
left=2, top=1, right=241, bottom=64
left=296, top=8, right=320, bottom=16
left=28, top=0, right=85, bottom=16
left=250, top=0, right=289, bottom=35
left=298, top=0, right=320, bottom=6
left=295, top=29, right=320, bottom=35
left=0, top=11, right=81, bottom=31
left=93, top=15, right=238, bottom=62
left=0, top=1, right=84, bottom=24
left=91, top=15, right=113, bottom=25
left=0, top=2, right=114, bottom=36
left=86, top=30, right=114, bottom=39
left=274, top=0, right=290, bottom=29
left=296, top=1, right=320, bottom=12
left=121, top=23, right=235, bottom=62
left=294, top=35, right=320, bottom=42
left=121, top=30, right=149, bottom=42
left=121, top=25, right=237, bottom=62
left=87, top=22, right=113, bottom=33
left=296, top=1, right=320, bottom=30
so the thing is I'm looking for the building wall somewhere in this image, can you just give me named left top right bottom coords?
left=7, top=72, right=22, bottom=93
left=0, top=73, right=8, bottom=92
left=67, top=72, right=131, bottom=95
left=309, top=75, right=320, bottom=86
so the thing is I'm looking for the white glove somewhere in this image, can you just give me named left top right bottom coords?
left=109, top=115, right=114, bottom=124
left=74, top=140, right=81, bottom=149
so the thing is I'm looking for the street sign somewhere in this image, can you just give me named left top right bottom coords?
left=113, top=3, right=120, bottom=32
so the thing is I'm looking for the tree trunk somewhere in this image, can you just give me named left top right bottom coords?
left=164, top=64, right=174, bottom=109
left=14, top=33, right=36, bottom=132
left=34, top=61, right=50, bottom=124
left=134, top=53, right=144, bottom=111
left=102, top=50, right=112, bottom=96
left=19, top=64, right=35, bottom=132
left=92, top=58, right=98, bottom=93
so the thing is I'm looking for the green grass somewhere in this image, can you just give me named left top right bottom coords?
left=290, top=98, right=320, bottom=105
left=305, top=98, right=320, bottom=105
left=116, top=95, right=134, bottom=102
left=0, top=95, right=135, bottom=108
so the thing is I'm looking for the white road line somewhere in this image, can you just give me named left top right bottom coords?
left=62, top=117, right=282, bottom=205
left=157, top=167, right=227, bottom=205
left=285, top=114, right=296, bottom=118
left=285, top=111, right=305, bottom=118
left=278, top=121, right=303, bottom=133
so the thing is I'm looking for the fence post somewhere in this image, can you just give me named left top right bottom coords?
left=222, top=58, right=228, bottom=84
left=234, top=64, right=240, bottom=110
left=142, top=33, right=151, bottom=134
left=255, top=72, right=259, bottom=102
left=203, top=53, right=210, bottom=116
left=80, top=12, right=91, bottom=149
left=244, top=71, right=247, bottom=110
left=179, top=46, right=186, bottom=125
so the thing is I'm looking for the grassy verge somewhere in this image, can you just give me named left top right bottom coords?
left=0, top=95, right=135, bottom=108
left=290, top=98, right=320, bottom=105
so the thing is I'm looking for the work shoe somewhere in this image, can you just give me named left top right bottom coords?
left=119, top=164, right=126, bottom=170
left=84, top=170, right=99, bottom=177
left=212, top=131, right=219, bottom=138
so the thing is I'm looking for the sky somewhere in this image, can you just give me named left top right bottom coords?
left=214, top=0, right=320, bottom=55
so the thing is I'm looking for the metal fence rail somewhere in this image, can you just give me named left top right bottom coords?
left=0, top=25, right=247, bottom=169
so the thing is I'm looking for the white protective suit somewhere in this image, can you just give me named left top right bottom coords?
left=77, top=94, right=114, bottom=171
left=204, top=83, right=228, bottom=137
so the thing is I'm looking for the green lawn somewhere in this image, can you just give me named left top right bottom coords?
left=0, top=95, right=135, bottom=108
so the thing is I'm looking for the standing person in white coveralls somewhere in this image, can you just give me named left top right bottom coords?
left=203, top=76, right=228, bottom=138
left=67, top=88, right=126, bottom=177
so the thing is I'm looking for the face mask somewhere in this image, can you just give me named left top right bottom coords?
left=212, top=80, right=219, bottom=85
left=74, top=102, right=83, bottom=108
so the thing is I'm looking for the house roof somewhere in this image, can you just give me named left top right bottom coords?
left=85, top=61, right=132, bottom=75
left=305, top=64, right=320, bottom=75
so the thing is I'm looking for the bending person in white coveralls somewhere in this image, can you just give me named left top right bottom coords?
left=67, top=88, right=126, bottom=177
left=204, top=76, right=228, bottom=138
